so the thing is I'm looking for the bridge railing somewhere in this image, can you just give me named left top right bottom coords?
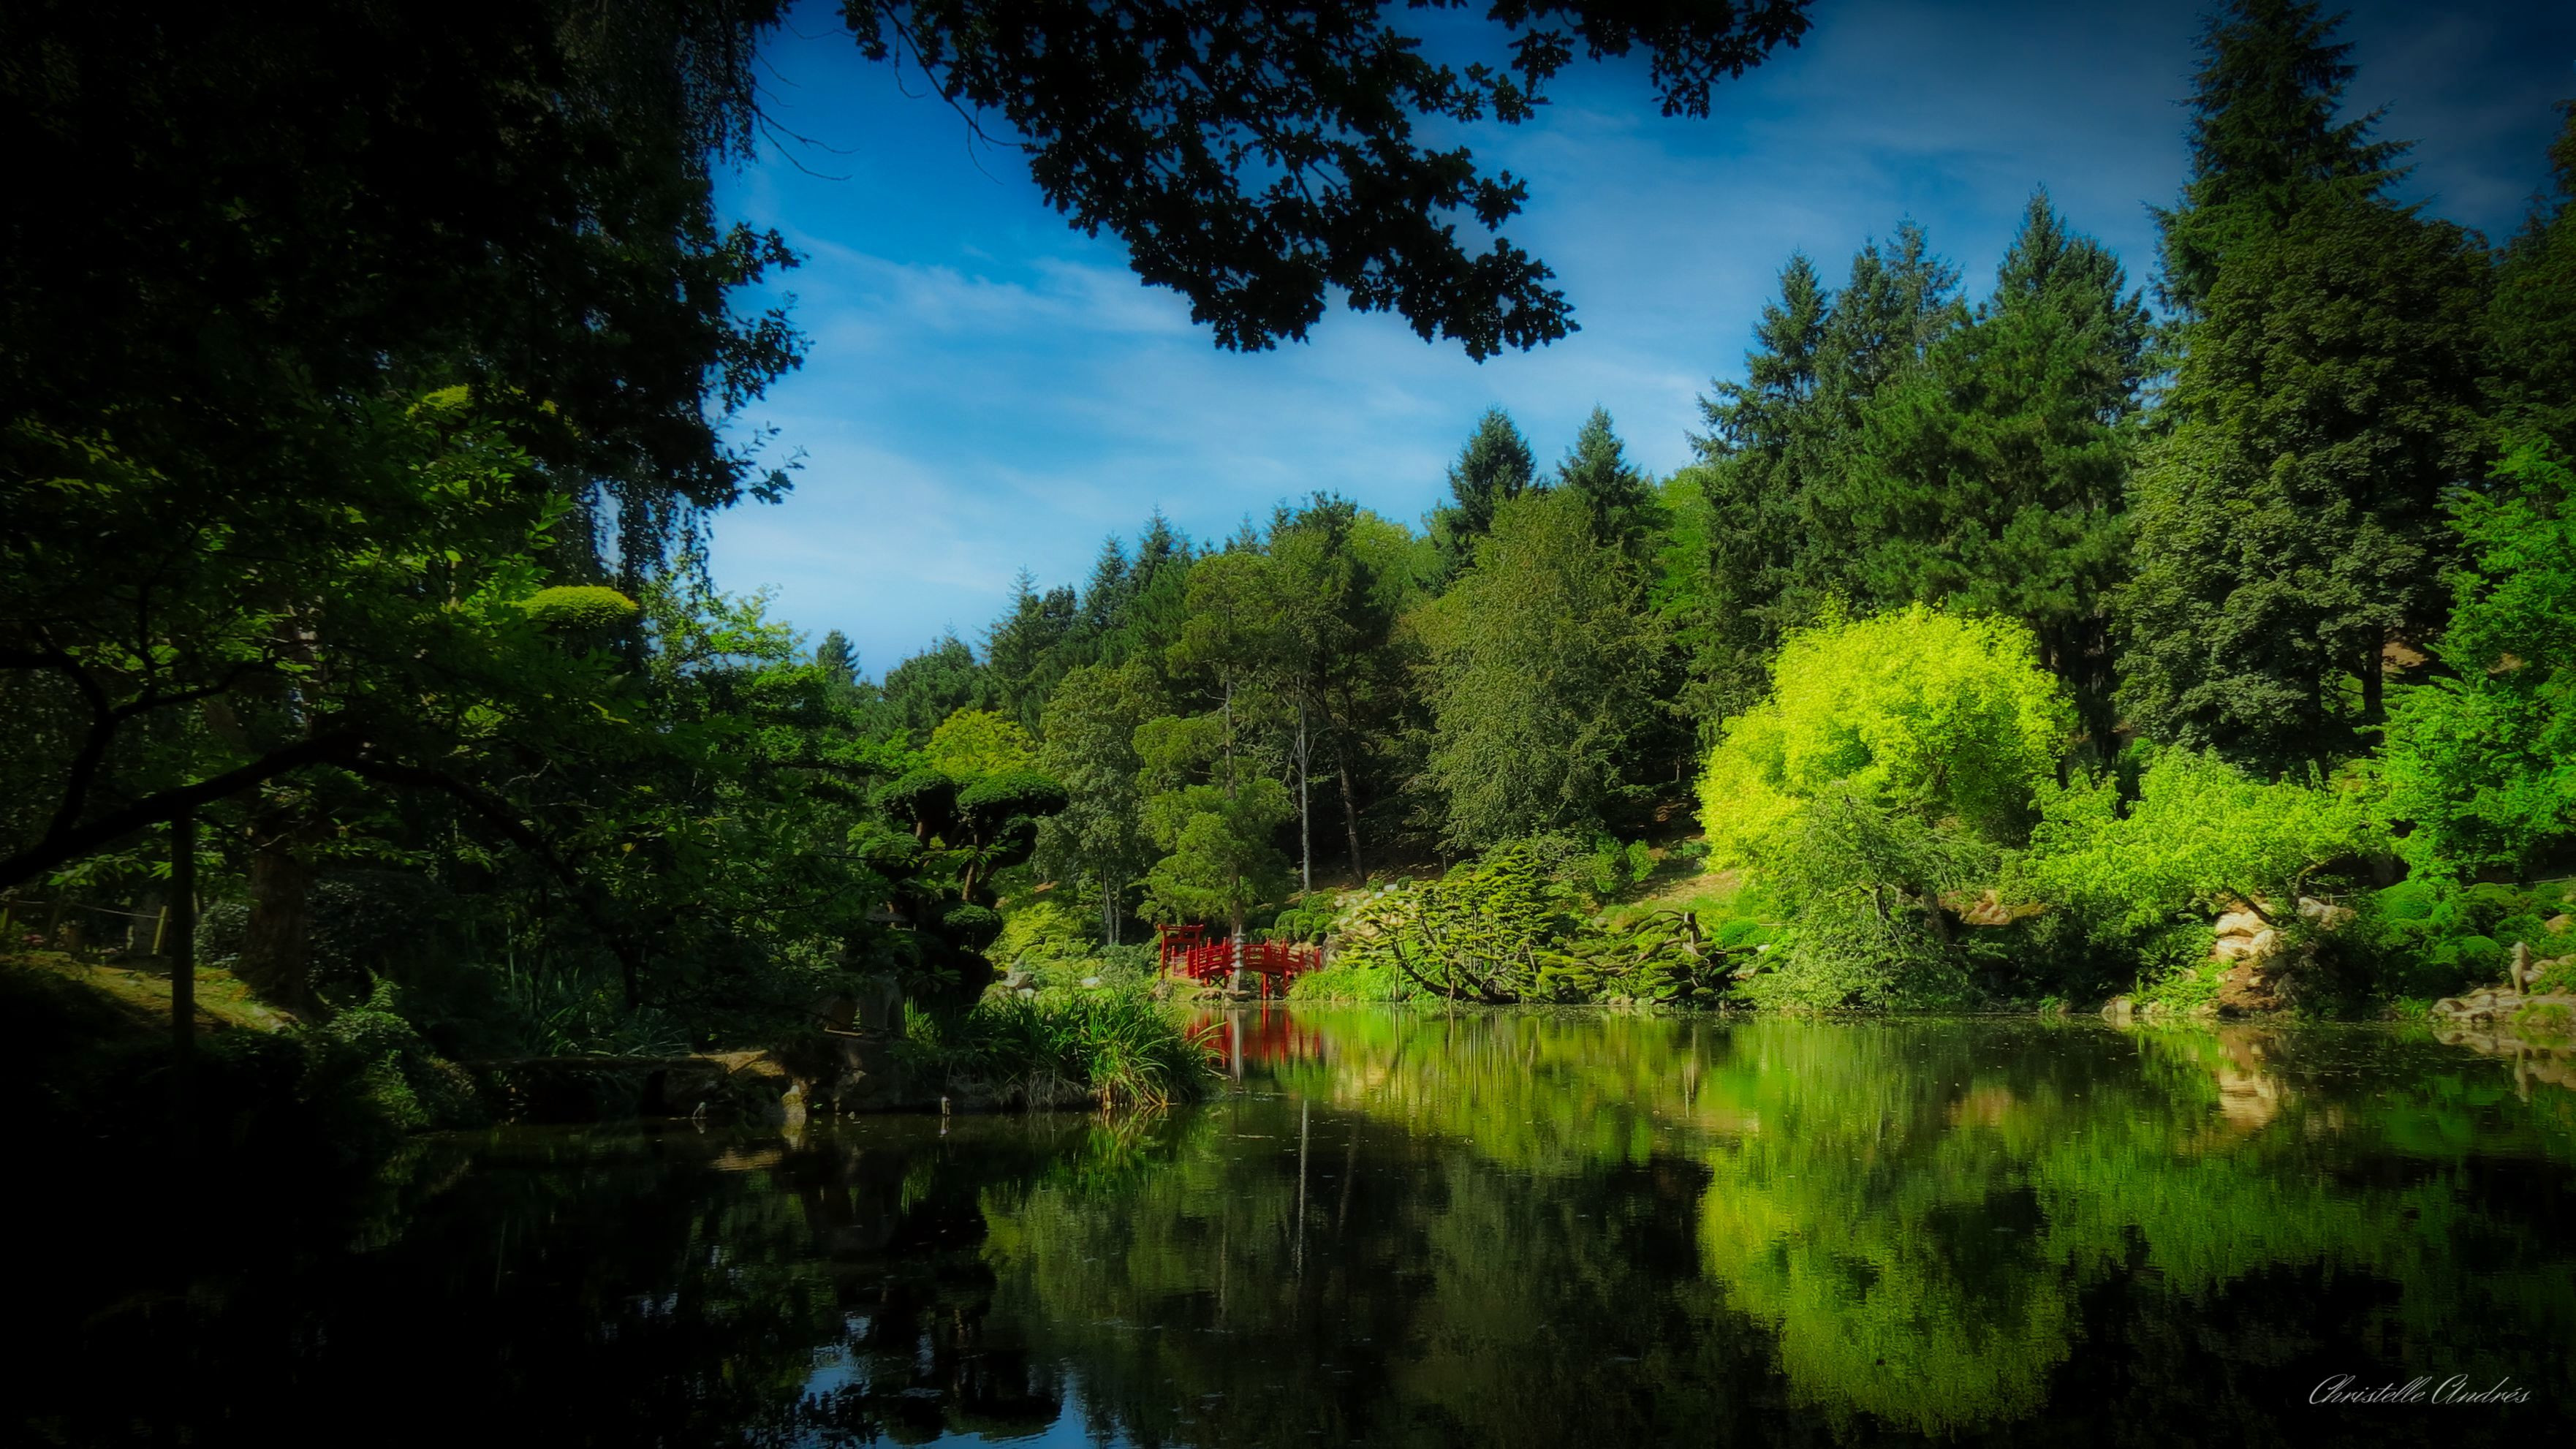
left=1157, top=931, right=1322, bottom=995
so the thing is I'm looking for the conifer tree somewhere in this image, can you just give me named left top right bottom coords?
left=2119, top=0, right=2489, bottom=771
left=1692, top=254, right=1832, bottom=716
left=814, top=629, right=859, bottom=689
left=1431, top=407, right=1538, bottom=577
left=1555, top=406, right=1661, bottom=556
left=2490, top=103, right=2576, bottom=456
left=1838, top=192, right=2149, bottom=753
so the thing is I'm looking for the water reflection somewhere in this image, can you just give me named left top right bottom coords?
left=23, top=1012, right=2576, bottom=1445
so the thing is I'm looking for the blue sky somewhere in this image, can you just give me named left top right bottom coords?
left=706, top=0, right=2575, bottom=678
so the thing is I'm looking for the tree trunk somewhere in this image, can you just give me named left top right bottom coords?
left=1296, top=699, right=1312, bottom=893
left=238, top=837, right=314, bottom=1013
left=1336, top=747, right=1364, bottom=882
left=170, top=806, right=196, bottom=1081
left=2361, top=639, right=2385, bottom=730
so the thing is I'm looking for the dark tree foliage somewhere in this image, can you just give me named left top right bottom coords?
left=1837, top=194, right=2150, bottom=754
left=2118, top=0, right=2490, bottom=772
left=1689, top=227, right=1958, bottom=707
left=2490, top=104, right=2576, bottom=456
left=1431, top=406, right=1540, bottom=575
left=985, top=570, right=1080, bottom=730
left=1555, top=406, right=1661, bottom=556
left=846, top=0, right=1814, bottom=357
left=882, top=633, right=994, bottom=744
left=816, top=630, right=861, bottom=688
left=1, top=0, right=804, bottom=889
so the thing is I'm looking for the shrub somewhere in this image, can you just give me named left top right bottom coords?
left=1699, top=606, right=2072, bottom=868
left=2026, top=747, right=2389, bottom=941
left=520, top=584, right=637, bottom=632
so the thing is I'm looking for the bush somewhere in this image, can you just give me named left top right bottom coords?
left=1699, top=606, right=2072, bottom=868
left=1733, top=795, right=1986, bottom=1010
left=2026, top=748, right=2389, bottom=942
left=520, top=584, right=638, bottom=632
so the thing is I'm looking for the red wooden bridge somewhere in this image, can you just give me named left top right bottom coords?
left=1156, top=923, right=1321, bottom=996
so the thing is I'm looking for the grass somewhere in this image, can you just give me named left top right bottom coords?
left=1597, top=858, right=1746, bottom=931
left=916, top=985, right=1216, bottom=1109
left=4, top=950, right=298, bottom=1034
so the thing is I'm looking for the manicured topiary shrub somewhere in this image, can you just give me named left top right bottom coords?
left=520, top=584, right=638, bottom=632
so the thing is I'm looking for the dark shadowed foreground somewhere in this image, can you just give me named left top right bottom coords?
left=23, top=1010, right=2575, bottom=1446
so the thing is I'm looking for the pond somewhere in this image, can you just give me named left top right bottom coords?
left=23, top=1011, right=2576, bottom=1446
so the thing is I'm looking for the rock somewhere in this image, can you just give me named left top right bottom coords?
left=2296, top=896, right=2355, bottom=931
left=2212, top=934, right=2262, bottom=961
left=2431, top=988, right=2576, bottom=1029
left=2546, top=914, right=2571, bottom=935
left=2510, top=942, right=2537, bottom=994
left=2102, top=996, right=2134, bottom=1025
left=1079, top=975, right=1102, bottom=988
left=2247, top=928, right=2279, bottom=959
left=2217, top=960, right=2284, bottom=1015
left=2214, top=909, right=2269, bottom=938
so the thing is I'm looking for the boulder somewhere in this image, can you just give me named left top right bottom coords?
left=2547, top=914, right=2572, bottom=936
left=2213, top=909, right=2269, bottom=938
left=2101, top=996, right=2135, bottom=1025
left=2217, top=960, right=2284, bottom=1015
left=2296, top=896, right=2355, bottom=931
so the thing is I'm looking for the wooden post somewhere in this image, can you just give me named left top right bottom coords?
left=170, top=806, right=197, bottom=1079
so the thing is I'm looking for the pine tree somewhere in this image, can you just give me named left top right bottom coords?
left=1430, top=407, right=1537, bottom=578
left=986, top=570, right=1077, bottom=730
left=2119, top=0, right=2489, bottom=771
left=1692, top=254, right=1831, bottom=717
left=1689, top=229, right=1959, bottom=722
left=2490, top=103, right=2576, bottom=456
left=1555, top=406, right=1660, bottom=556
left=1838, top=192, right=2148, bottom=754
left=814, top=629, right=859, bottom=689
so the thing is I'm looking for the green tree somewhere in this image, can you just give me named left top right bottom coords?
left=1689, top=254, right=1833, bottom=718
left=1838, top=192, right=2149, bottom=752
left=1430, top=407, right=1539, bottom=578
left=1554, top=406, right=1661, bottom=557
left=1691, top=227, right=1961, bottom=713
left=926, top=708, right=1040, bottom=779
left=882, top=632, right=992, bottom=744
left=985, top=570, right=1079, bottom=730
left=1417, top=490, right=1659, bottom=850
left=2382, top=443, right=2576, bottom=876
left=1265, top=496, right=1414, bottom=886
left=0, top=1, right=803, bottom=895
left=1697, top=606, right=2071, bottom=1008
left=814, top=630, right=860, bottom=689
left=1035, top=662, right=1167, bottom=945
left=2490, top=103, right=2576, bottom=458
left=1697, top=605, right=2074, bottom=869
left=2118, top=0, right=2490, bottom=772
left=1134, top=716, right=1293, bottom=938
left=2029, top=746, right=2388, bottom=940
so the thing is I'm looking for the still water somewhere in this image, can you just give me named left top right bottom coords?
left=26, top=1011, right=2576, bottom=1446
